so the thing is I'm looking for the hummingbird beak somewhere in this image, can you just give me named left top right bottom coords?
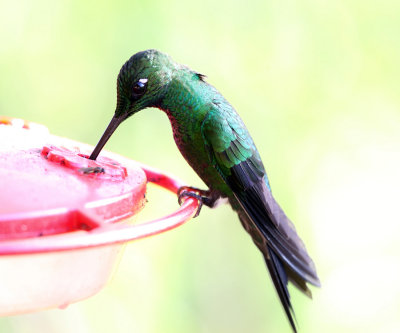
left=89, top=115, right=125, bottom=160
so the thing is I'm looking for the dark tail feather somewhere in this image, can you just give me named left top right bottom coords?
left=265, top=248, right=297, bottom=333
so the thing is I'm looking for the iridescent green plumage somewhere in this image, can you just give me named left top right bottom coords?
left=90, top=49, right=320, bottom=332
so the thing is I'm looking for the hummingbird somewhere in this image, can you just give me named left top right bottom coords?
left=89, top=49, right=320, bottom=332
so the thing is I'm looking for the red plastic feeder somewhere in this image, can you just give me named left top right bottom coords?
left=0, top=117, right=199, bottom=315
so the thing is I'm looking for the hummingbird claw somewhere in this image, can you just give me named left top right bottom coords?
left=177, top=186, right=223, bottom=217
left=178, top=190, right=204, bottom=218
left=178, top=186, right=212, bottom=218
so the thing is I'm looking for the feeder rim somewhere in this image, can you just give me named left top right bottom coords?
left=0, top=163, right=200, bottom=255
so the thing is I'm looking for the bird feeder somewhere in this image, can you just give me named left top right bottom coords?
left=0, top=116, right=199, bottom=316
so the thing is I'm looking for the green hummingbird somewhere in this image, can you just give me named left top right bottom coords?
left=89, top=49, right=320, bottom=332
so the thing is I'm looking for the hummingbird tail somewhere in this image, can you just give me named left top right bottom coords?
left=235, top=204, right=300, bottom=332
left=265, top=248, right=297, bottom=333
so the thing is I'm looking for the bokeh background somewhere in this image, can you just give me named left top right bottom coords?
left=1, top=0, right=400, bottom=332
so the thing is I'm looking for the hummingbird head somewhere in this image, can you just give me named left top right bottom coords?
left=89, top=49, right=174, bottom=160
left=115, top=49, right=174, bottom=118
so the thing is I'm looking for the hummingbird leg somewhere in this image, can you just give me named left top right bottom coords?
left=177, top=186, right=221, bottom=217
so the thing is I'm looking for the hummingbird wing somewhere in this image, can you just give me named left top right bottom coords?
left=201, top=102, right=320, bottom=328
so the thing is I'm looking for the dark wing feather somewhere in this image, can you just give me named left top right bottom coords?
left=201, top=104, right=320, bottom=332
left=230, top=162, right=320, bottom=286
left=201, top=105, right=320, bottom=286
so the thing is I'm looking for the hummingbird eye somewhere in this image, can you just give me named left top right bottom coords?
left=132, top=78, right=148, bottom=98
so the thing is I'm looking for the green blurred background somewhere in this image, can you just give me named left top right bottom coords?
left=1, top=0, right=400, bottom=332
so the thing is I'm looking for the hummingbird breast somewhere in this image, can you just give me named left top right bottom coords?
left=164, top=108, right=230, bottom=195
left=159, top=73, right=233, bottom=196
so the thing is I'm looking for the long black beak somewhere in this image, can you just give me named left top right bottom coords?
left=89, top=115, right=125, bottom=160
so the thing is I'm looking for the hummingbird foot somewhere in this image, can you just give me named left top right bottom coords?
left=177, top=186, right=221, bottom=217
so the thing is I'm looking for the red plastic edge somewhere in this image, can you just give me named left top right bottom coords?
left=41, top=145, right=128, bottom=181
left=0, top=164, right=199, bottom=255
